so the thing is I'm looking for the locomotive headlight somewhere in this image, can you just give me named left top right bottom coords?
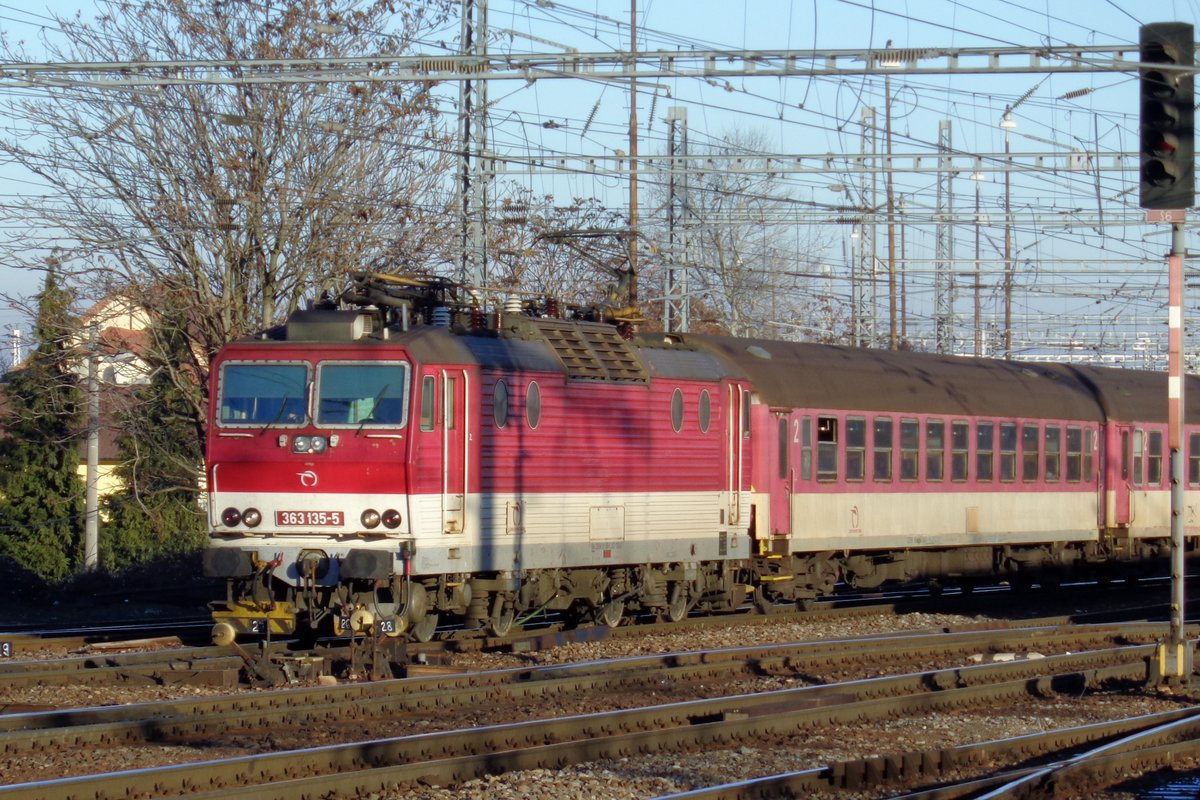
left=241, top=508, right=262, bottom=528
left=292, top=435, right=328, bottom=454
left=381, top=509, right=403, bottom=529
left=361, top=509, right=382, bottom=529
left=221, top=507, right=242, bottom=527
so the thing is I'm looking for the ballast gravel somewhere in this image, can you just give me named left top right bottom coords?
left=1, top=607, right=1194, bottom=799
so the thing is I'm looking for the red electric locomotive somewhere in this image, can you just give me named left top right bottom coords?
left=202, top=273, right=1196, bottom=644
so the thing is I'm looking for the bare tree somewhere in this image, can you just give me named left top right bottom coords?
left=487, top=188, right=629, bottom=313
left=0, top=0, right=458, bottom=421
left=643, top=129, right=836, bottom=339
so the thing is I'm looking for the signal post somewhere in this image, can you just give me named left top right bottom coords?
left=1140, top=22, right=1194, bottom=684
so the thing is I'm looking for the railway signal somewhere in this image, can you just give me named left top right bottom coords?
left=1139, top=22, right=1195, bottom=210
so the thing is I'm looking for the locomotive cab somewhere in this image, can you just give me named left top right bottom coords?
left=204, top=308, right=432, bottom=642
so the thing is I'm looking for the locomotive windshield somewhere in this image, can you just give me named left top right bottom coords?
left=218, top=363, right=309, bottom=426
left=315, top=362, right=409, bottom=427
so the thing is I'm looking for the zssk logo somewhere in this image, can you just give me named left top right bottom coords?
left=298, top=470, right=318, bottom=487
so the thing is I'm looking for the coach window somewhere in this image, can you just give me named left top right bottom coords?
left=1190, top=432, right=1200, bottom=486
left=1122, top=430, right=1131, bottom=482
left=420, top=375, right=437, bottom=432
left=899, top=419, right=920, bottom=481
left=526, top=381, right=542, bottom=429
left=873, top=417, right=893, bottom=482
left=926, top=419, right=945, bottom=481
left=1022, top=424, right=1040, bottom=482
left=492, top=379, right=508, bottom=429
left=1132, top=429, right=1145, bottom=486
left=1148, top=430, right=1164, bottom=486
left=845, top=417, right=866, bottom=482
left=816, top=416, right=838, bottom=482
left=1044, top=425, right=1061, bottom=482
left=976, top=422, right=994, bottom=482
left=800, top=416, right=813, bottom=481
left=1084, top=429, right=1095, bottom=482
left=778, top=417, right=789, bottom=479
left=698, top=390, right=712, bottom=433
left=1066, top=426, right=1083, bottom=482
left=999, top=422, right=1017, bottom=482
left=742, top=390, right=752, bottom=438
left=951, top=421, right=969, bottom=482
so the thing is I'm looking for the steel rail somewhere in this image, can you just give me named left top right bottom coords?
left=492, top=583, right=1177, bottom=652
left=0, top=642, right=1155, bottom=760
left=0, top=655, right=1147, bottom=800
left=648, top=706, right=1200, bottom=799
left=972, top=708, right=1200, bottom=798
left=0, top=622, right=1173, bottom=740
left=0, top=645, right=246, bottom=687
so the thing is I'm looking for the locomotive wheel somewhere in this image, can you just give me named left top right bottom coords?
left=488, top=608, right=514, bottom=637
left=597, top=599, right=624, bottom=628
left=411, top=612, right=438, bottom=643
left=664, top=586, right=688, bottom=623
left=752, top=586, right=775, bottom=614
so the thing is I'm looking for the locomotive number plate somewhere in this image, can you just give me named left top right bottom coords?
left=276, top=510, right=345, bottom=526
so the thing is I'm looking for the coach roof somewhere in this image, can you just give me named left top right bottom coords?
left=676, top=334, right=1108, bottom=421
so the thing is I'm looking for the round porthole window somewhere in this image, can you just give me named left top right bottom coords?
left=671, top=388, right=684, bottom=433
left=493, top=380, right=509, bottom=428
left=698, top=389, right=711, bottom=433
left=526, top=381, right=542, bottom=429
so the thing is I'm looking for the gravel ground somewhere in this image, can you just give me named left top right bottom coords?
left=356, top=692, right=1197, bottom=800
left=1, top=605, right=1194, bottom=799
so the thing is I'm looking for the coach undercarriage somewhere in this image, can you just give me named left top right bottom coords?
left=209, top=533, right=1172, bottom=646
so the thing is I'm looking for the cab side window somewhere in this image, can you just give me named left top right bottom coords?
left=420, top=376, right=436, bottom=431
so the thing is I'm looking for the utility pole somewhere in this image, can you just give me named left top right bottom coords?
left=973, top=164, right=984, bottom=356
left=1166, top=218, right=1188, bottom=679
left=627, top=0, right=639, bottom=315
left=934, top=119, right=954, bottom=354
left=885, top=75, right=897, bottom=349
left=6, top=327, right=21, bottom=372
left=899, top=196, right=907, bottom=342
left=664, top=106, right=690, bottom=333
left=84, top=324, right=99, bottom=571
left=859, top=106, right=877, bottom=347
left=458, top=0, right=489, bottom=288
left=1002, top=107, right=1016, bottom=359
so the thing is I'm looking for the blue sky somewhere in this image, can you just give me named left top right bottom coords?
left=0, top=0, right=1192, bottom=360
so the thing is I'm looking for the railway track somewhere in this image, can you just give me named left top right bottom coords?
left=0, top=621, right=1188, bottom=798
left=656, top=706, right=1200, bottom=799
left=0, top=579, right=1182, bottom=692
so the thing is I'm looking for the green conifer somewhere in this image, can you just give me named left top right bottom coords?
left=0, top=269, right=84, bottom=583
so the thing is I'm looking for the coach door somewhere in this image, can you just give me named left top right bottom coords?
left=1108, top=423, right=1134, bottom=527
left=442, top=368, right=469, bottom=534
left=769, top=412, right=792, bottom=535
left=726, top=384, right=747, bottom=525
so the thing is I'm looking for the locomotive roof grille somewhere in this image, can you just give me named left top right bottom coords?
left=514, top=318, right=649, bottom=384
